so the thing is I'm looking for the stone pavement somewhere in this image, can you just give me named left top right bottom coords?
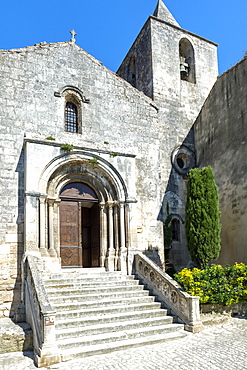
left=0, top=317, right=246, bottom=370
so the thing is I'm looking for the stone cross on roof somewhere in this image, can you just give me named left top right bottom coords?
left=70, top=29, right=77, bottom=44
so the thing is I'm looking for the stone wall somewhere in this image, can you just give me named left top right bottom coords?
left=0, top=42, right=161, bottom=316
left=194, top=58, right=247, bottom=265
left=0, top=7, right=220, bottom=316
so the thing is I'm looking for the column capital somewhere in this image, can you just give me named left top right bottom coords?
left=47, top=197, right=56, bottom=206
left=106, top=201, right=114, bottom=210
left=39, top=196, right=47, bottom=204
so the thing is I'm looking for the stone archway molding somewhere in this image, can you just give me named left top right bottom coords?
left=38, top=151, right=131, bottom=272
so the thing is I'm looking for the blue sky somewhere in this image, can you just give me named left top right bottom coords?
left=1, top=0, right=246, bottom=74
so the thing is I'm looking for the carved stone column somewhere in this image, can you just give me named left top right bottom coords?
left=118, top=201, right=127, bottom=273
left=53, top=199, right=61, bottom=259
left=113, top=202, right=119, bottom=270
left=99, top=202, right=107, bottom=267
left=39, top=196, right=48, bottom=256
left=105, top=201, right=115, bottom=271
left=47, top=198, right=57, bottom=257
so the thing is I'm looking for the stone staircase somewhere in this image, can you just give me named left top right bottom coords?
left=43, top=268, right=188, bottom=361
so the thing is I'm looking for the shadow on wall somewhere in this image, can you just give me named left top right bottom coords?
left=157, top=128, right=196, bottom=271
left=143, top=245, right=162, bottom=267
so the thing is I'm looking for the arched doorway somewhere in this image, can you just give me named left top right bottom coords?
left=59, top=182, right=100, bottom=268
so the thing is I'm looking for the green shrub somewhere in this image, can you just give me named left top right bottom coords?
left=45, top=136, right=55, bottom=141
left=88, top=157, right=99, bottom=165
left=174, top=263, right=247, bottom=306
left=109, top=152, right=118, bottom=158
left=60, top=144, right=74, bottom=152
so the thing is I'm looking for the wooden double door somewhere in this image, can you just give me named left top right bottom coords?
left=60, top=200, right=100, bottom=267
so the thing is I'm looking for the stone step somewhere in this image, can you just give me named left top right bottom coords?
left=60, top=267, right=106, bottom=273
left=55, top=315, right=174, bottom=340
left=44, top=273, right=134, bottom=286
left=55, top=308, right=169, bottom=329
left=60, top=331, right=188, bottom=362
left=57, top=323, right=184, bottom=350
left=49, top=289, right=150, bottom=303
left=55, top=302, right=162, bottom=320
left=46, top=284, right=141, bottom=296
left=47, top=267, right=107, bottom=278
left=43, top=270, right=186, bottom=362
left=46, top=284, right=145, bottom=297
left=52, top=295, right=156, bottom=311
left=44, top=279, right=139, bottom=289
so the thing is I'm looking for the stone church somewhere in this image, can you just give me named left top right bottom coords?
left=0, top=0, right=246, bottom=365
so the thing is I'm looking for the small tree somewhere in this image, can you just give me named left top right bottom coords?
left=185, top=166, right=221, bottom=269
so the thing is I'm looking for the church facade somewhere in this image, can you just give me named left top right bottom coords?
left=0, top=0, right=245, bottom=320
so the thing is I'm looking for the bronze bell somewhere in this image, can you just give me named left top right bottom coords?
left=180, top=56, right=189, bottom=76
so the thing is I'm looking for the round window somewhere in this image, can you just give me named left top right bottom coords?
left=176, top=153, right=189, bottom=169
left=171, top=145, right=195, bottom=175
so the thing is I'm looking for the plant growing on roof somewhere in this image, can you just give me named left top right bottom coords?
left=60, top=143, right=74, bottom=152
left=88, top=157, right=99, bottom=165
left=109, top=152, right=118, bottom=158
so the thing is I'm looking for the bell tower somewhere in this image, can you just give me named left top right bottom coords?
left=117, top=1, right=218, bottom=270
left=117, top=0, right=218, bottom=129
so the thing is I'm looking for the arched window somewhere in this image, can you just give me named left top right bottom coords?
left=172, top=218, right=180, bottom=241
left=179, top=38, right=196, bottom=84
left=65, top=102, right=78, bottom=133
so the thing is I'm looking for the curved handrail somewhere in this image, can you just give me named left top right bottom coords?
left=24, top=254, right=61, bottom=367
left=134, top=253, right=203, bottom=333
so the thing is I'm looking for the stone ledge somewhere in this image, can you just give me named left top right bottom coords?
left=200, top=302, right=247, bottom=317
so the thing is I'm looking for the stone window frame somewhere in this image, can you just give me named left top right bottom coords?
left=171, top=145, right=195, bottom=176
left=63, top=89, right=83, bottom=134
left=179, top=38, right=196, bottom=84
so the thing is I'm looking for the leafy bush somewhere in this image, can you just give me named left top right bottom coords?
left=109, top=152, right=118, bottom=158
left=60, top=144, right=74, bottom=152
left=88, top=157, right=99, bottom=165
left=174, top=263, right=247, bottom=306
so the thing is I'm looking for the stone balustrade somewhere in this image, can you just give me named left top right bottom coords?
left=134, top=253, right=203, bottom=333
left=24, top=255, right=61, bottom=367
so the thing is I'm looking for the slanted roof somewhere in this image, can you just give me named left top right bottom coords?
left=153, top=0, right=180, bottom=27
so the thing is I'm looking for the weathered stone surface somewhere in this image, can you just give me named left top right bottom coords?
left=1, top=317, right=247, bottom=370
left=194, top=58, right=247, bottom=265
left=0, top=318, right=33, bottom=353
left=0, top=0, right=219, bottom=318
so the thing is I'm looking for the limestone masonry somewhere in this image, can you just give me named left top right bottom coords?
left=0, top=0, right=246, bottom=327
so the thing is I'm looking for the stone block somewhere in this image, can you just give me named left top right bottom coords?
left=0, top=318, right=33, bottom=353
left=0, top=245, right=10, bottom=255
